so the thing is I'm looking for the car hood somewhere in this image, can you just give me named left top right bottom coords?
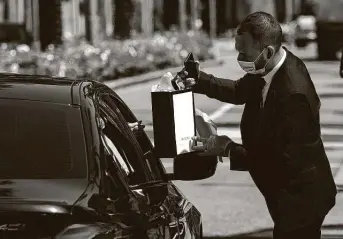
left=0, top=179, right=89, bottom=205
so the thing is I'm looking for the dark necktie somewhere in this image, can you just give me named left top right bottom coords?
left=257, top=77, right=266, bottom=109
left=255, top=77, right=266, bottom=131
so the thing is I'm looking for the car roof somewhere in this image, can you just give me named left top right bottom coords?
left=0, top=73, right=85, bottom=105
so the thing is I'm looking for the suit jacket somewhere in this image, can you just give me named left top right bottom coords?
left=193, top=47, right=337, bottom=232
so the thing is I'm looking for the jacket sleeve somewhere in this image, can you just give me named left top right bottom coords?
left=276, top=93, right=320, bottom=182
left=192, top=71, right=253, bottom=105
left=229, top=143, right=251, bottom=171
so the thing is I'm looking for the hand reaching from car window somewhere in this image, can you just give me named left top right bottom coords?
left=128, top=121, right=145, bottom=135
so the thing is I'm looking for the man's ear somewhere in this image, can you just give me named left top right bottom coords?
left=266, top=46, right=275, bottom=59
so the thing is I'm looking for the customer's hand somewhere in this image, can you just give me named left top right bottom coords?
left=191, top=135, right=234, bottom=157
left=128, top=121, right=145, bottom=135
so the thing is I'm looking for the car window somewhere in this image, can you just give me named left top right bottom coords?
left=0, top=99, right=87, bottom=179
left=99, top=93, right=166, bottom=180
left=103, top=134, right=134, bottom=176
left=97, top=100, right=153, bottom=186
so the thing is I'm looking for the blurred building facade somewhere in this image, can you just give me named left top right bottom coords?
left=0, top=0, right=307, bottom=50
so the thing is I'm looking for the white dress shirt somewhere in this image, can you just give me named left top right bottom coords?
left=261, top=47, right=287, bottom=107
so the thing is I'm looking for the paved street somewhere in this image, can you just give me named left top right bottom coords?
left=114, top=43, right=343, bottom=238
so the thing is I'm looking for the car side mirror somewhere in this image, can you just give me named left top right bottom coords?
left=171, top=151, right=218, bottom=181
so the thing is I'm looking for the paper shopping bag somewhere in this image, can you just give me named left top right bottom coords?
left=151, top=89, right=196, bottom=158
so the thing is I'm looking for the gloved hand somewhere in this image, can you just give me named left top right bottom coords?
left=172, top=61, right=200, bottom=90
left=184, top=59, right=201, bottom=80
left=191, top=135, right=234, bottom=157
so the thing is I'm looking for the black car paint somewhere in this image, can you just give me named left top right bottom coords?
left=0, top=74, right=203, bottom=238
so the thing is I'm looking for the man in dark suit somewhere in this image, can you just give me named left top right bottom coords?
left=181, top=12, right=337, bottom=239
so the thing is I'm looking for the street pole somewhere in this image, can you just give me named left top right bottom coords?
left=0, top=1, right=4, bottom=22
left=190, top=0, right=199, bottom=31
left=32, top=0, right=40, bottom=51
left=72, top=0, right=80, bottom=36
left=9, top=0, right=18, bottom=22
left=17, top=0, right=25, bottom=23
left=154, top=0, right=164, bottom=32
left=90, top=0, right=99, bottom=45
left=97, top=0, right=107, bottom=41
left=104, top=0, right=113, bottom=36
left=179, top=0, right=187, bottom=33
left=141, top=0, right=154, bottom=37
left=209, top=0, right=217, bottom=39
left=84, top=0, right=92, bottom=42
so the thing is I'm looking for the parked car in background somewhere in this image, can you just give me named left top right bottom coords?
left=0, top=73, right=219, bottom=238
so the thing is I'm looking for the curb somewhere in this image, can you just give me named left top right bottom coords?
left=106, top=58, right=224, bottom=90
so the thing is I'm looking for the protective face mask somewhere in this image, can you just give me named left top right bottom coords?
left=237, top=48, right=271, bottom=75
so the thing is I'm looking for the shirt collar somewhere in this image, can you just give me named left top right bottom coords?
left=263, top=47, right=287, bottom=86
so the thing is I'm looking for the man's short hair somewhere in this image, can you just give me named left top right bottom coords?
left=237, top=11, right=282, bottom=51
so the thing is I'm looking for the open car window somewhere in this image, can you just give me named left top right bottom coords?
left=103, top=134, right=134, bottom=176
left=97, top=98, right=152, bottom=186
left=99, top=93, right=166, bottom=180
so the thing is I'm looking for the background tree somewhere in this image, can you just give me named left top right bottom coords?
left=39, top=0, right=62, bottom=50
left=113, top=0, right=134, bottom=39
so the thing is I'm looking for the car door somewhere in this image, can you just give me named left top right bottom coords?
left=96, top=92, right=177, bottom=238
left=100, top=91, right=202, bottom=239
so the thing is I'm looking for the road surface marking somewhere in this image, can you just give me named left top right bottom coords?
left=208, top=104, right=235, bottom=121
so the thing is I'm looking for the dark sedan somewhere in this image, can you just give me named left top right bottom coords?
left=0, top=73, right=219, bottom=238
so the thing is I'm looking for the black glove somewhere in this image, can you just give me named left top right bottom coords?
left=184, top=58, right=200, bottom=81
left=191, top=135, right=234, bottom=157
left=172, top=59, right=200, bottom=90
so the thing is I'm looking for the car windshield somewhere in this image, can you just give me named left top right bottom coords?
left=0, top=99, right=87, bottom=179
